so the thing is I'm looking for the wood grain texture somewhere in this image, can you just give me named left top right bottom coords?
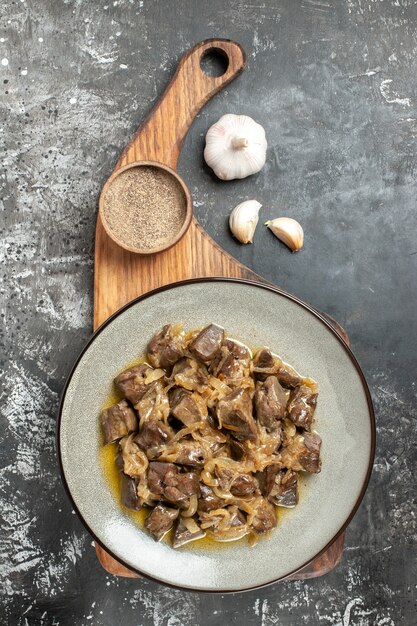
left=94, top=39, right=253, bottom=328
left=94, top=39, right=345, bottom=583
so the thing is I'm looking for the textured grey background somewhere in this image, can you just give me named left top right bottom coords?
left=1, top=0, right=416, bottom=625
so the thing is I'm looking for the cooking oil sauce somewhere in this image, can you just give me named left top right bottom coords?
left=99, top=338, right=300, bottom=551
left=100, top=441, right=147, bottom=528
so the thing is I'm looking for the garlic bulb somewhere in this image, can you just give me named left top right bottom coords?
left=204, top=114, right=267, bottom=180
left=229, top=200, right=262, bottom=244
left=265, top=218, right=304, bottom=252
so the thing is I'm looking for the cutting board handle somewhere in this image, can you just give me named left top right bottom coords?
left=116, top=39, right=246, bottom=171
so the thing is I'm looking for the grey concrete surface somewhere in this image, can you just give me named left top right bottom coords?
left=1, top=0, right=416, bottom=624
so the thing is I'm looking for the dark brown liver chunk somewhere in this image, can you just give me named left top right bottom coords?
left=147, top=461, right=178, bottom=496
left=189, top=324, right=224, bottom=362
left=169, top=388, right=204, bottom=425
left=229, top=439, right=245, bottom=461
left=253, top=348, right=302, bottom=388
left=198, top=484, right=224, bottom=513
left=211, top=339, right=251, bottom=381
left=276, top=365, right=302, bottom=389
left=267, top=468, right=299, bottom=507
left=252, top=348, right=275, bottom=381
left=230, top=474, right=259, bottom=497
left=163, top=472, right=199, bottom=508
left=172, top=517, right=205, bottom=548
left=287, top=384, right=318, bottom=431
left=217, top=388, right=257, bottom=441
left=114, top=364, right=154, bottom=405
left=144, top=504, right=179, bottom=541
left=147, top=324, right=183, bottom=369
left=254, top=376, right=287, bottom=431
left=171, top=357, right=209, bottom=392
left=167, top=441, right=208, bottom=468
left=251, top=498, right=277, bottom=534
left=120, top=473, right=141, bottom=510
left=301, top=433, right=322, bottom=472
left=280, top=432, right=322, bottom=473
left=225, top=339, right=250, bottom=360
left=100, top=399, right=137, bottom=444
left=147, top=462, right=199, bottom=509
left=133, top=421, right=173, bottom=459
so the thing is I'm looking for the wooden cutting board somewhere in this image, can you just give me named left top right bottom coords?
left=94, top=39, right=346, bottom=582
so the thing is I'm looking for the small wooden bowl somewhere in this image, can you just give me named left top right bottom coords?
left=99, top=161, right=193, bottom=255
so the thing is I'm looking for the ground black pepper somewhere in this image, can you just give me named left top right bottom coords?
left=103, top=166, right=187, bottom=251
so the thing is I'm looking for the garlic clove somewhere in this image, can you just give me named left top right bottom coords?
left=204, top=114, right=267, bottom=180
left=229, top=200, right=262, bottom=244
left=265, top=217, right=304, bottom=252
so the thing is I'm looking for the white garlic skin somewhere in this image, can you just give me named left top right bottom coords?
left=229, top=200, right=262, bottom=244
left=204, top=114, right=267, bottom=181
left=265, top=217, right=304, bottom=252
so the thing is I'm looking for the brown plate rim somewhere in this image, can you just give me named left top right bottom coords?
left=56, top=277, right=376, bottom=593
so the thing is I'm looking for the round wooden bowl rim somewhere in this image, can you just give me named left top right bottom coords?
left=99, top=160, right=193, bottom=255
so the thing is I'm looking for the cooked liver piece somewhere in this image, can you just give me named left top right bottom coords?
left=280, top=432, right=322, bottom=473
left=147, top=461, right=178, bottom=496
left=147, top=324, right=183, bottom=369
left=189, top=324, right=224, bottom=362
left=198, top=484, right=224, bottom=513
left=100, top=399, right=137, bottom=444
left=217, top=388, right=257, bottom=441
left=252, top=348, right=276, bottom=381
left=254, top=348, right=275, bottom=369
left=230, top=474, right=259, bottom=497
left=172, top=517, right=205, bottom=548
left=276, top=365, right=302, bottom=389
left=163, top=472, right=199, bottom=508
left=255, top=376, right=287, bottom=431
left=251, top=498, right=277, bottom=534
left=120, top=473, right=141, bottom=510
left=287, top=384, right=318, bottom=430
left=225, top=339, right=250, bottom=360
left=171, top=357, right=209, bottom=392
left=133, top=421, right=173, bottom=459
left=144, top=504, right=179, bottom=541
left=229, top=439, right=245, bottom=461
left=169, top=388, right=204, bottom=425
left=115, top=445, right=124, bottom=471
left=229, top=506, right=247, bottom=528
left=211, top=339, right=251, bottom=382
left=213, top=464, right=234, bottom=489
left=302, top=433, right=322, bottom=472
left=114, top=364, right=155, bottom=405
left=268, top=468, right=299, bottom=507
left=253, top=349, right=302, bottom=388
left=165, top=441, right=208, bottom=468
left=147, top=462, right=199, bottom=508
left=256, top=463, right=279, bottom=497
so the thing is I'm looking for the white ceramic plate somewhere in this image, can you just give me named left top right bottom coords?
left=57, top=278, right=375, bottom=592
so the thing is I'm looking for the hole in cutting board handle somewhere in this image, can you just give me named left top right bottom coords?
left=200, top=47, right=229, bottom=77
